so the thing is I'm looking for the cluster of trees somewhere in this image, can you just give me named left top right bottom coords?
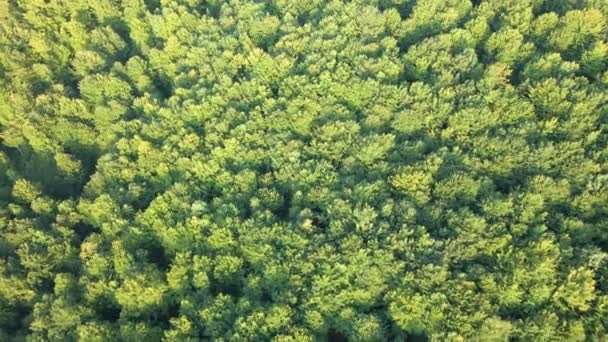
left=1, top=0, right=608, bottom=340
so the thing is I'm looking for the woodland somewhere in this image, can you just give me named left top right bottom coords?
left=1, top=0, right=608, bottom=341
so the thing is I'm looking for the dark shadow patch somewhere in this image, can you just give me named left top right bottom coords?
left=144, top=0, right=161, bottom=13
left=97, top=303, right=121, bottom=323
left=75, top=8, right=98, bottom=28
left=143, top=242, right=171, bottom=271
left=3, top=147, right=75, bottom=199
left=260, top=289, right=273, bottom=303
left=30, top=74, right=53, bottom=96
left=405, top=332, right=430, bottom=342
left=73, top=222, right=98, bottom=243
left=152, top=300, right=181, bottom=329
left=398, top=1, right=415, bottom=20
left=201, top=0, right=222, bottom=19
left=327, top=329, right=348, bottom=342
left=311, top=207, right=328, bottom=230
left=0, top=300, right=31, bottom=336
left=435, top=153, right=468, bottom=181
left=210, top=280, right=243, bottom=298
left=274, top=190, right=292, bottom=221
left=153, top=74, right=173, bottom=102
left=498, top=303, right=533, bottom=321
left=540, top=1, right=577, bottom=16
left=492, top=166, right=531, bottom=194
left=378, top=0, right=416, bottom=20
left=37, top=277, right=55, bottom=294
left=106, top=18, right=140, bottom=63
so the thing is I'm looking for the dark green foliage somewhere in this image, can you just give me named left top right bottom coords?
left=1, top=0, right=608, bottom=340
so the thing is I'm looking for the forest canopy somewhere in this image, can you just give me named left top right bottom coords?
left=1, top=0, right=608, bottom=340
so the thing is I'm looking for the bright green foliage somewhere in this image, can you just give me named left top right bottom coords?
left=1, top=0, right=608, bottom=341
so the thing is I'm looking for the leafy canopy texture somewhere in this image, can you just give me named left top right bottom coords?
left=1, top=0, right=608, bottom=341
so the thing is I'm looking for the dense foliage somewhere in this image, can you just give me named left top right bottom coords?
left=1, top=0, right=608, bottom=340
